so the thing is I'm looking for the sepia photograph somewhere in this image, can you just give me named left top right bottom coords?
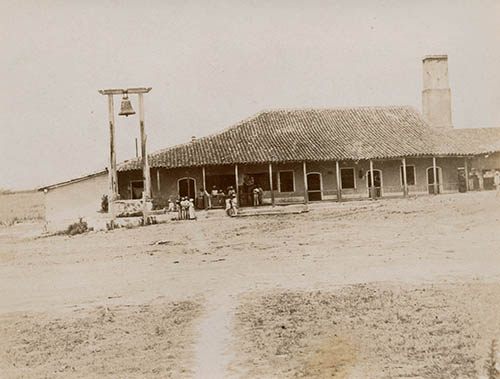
left=1, top=0, right=499, bottom=378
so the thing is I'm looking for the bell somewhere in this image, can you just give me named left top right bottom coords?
left=118, top=93, right=136, bottom=117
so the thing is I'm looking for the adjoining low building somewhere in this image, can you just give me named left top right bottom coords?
left=39, top=170, right=109, bottom=232
left=452, top=128, right=500, bottom=190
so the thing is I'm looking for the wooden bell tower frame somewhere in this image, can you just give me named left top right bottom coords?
left=98, top=87, right=152, bottom=228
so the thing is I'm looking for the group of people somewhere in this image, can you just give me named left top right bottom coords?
left=165, top=176, right=269, bottom=219
left=243, top=175, right=264, bottom=207
left=198, top=185, right=241, bottom=216
left=167, top=197, right=196, bottom=220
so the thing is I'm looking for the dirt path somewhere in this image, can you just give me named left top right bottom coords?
left=193, top=291, right=238, bottom=379
left=188, top=220, right=239, bottom=378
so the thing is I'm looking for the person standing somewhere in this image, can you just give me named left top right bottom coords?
left=253, top=187, right=259, bottom=206
left=225, top=186, right=234, bottom=215
left=257, top=185, right=263, bottom=205
left=494, top=170, right=500, bottom=197
left=477, top=170, right=484, bottom=191
left=188, top=199, right=197, bottom=219
left=176, top=197, right=182, bottom=220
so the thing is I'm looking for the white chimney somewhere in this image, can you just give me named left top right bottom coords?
left=422, top=55, right=453, bottom=129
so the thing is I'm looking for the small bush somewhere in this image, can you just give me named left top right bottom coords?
left=152, top=196, right=169, bottom=210
left=66, top=218, right=92, bottom=236
left=101, top=195, right=108, bottom=213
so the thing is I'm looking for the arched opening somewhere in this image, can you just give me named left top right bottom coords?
left=366, top=169, right=383, bottom=198
left=306, top=172, right=322, bottom=201
left=178, top=177, right=196, bottom=199
left=426, top=167, right=442, bottom=194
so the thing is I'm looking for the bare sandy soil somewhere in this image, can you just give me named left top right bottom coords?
left=0, top=191, right=499, bottom=378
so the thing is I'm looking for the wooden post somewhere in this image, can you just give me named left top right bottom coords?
left=202, top=166, right=207, bottom=191
left=156, top=168, right=161, bottom=194
left=369, top=159, right=375, bottom=200
left=138, top=92, right=151, bottom=223
left=302, top=161, right=308, bottom=204
left=402, top=158, right=408, bottom=197
left=107, top=94, right=116, bottom=228
left=234, top=164, right=239, bottom=207
left=336, top=160, right=342, bottom=202
left=269, top=163, right=275, bottom=207
left=464, top=157, right=469, bottom=192
left=202, top=166, right=208, bottom=209
left=432, top=157, right=438, bottom=195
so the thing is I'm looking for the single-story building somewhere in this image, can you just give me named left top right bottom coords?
left=116, top=105, right=481, bottom=206
left=38, top=54, right=500, bottom=231
left=39, top=170, right=109, bottom=232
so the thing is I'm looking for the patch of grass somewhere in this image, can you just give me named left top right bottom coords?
left=234, top=285, right=494, bottom=378
left=0, top=191, right=44, bottom=225
left=0, top=301, right=202, bottom=378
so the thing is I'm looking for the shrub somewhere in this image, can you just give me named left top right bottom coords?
left=66, top=218, right=92, bottom=235
left=101, top=195, right=108, bottom=213
left=152, top=196, right=169, bottom=210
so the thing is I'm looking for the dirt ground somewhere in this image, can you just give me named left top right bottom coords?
left=0, top=191, right=499, bottom=378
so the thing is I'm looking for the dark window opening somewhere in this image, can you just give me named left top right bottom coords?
left=279, top=171, right=294, bottom=192
left=131, top=181, right=144, bottom=199
left=340, top=168, right=355, bottom=189
left=400, top=166, right=416, bottom=186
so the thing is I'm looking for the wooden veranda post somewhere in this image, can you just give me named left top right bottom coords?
left=202, top=166, right=207, bottom=209
left=138, top=92, right=151, bottom=223
left=234, top=164, right=239, bottom=207
left=369, top=159, right=375, bottom=200
left=202, top=166, right=207, bottom=192
left=464, top=157, right=469, bottom=192
left=402, top=158, right=408, bottom=197
left=269, top=163, right=275, bottom=207
left=432, top=157, right=438, bottom=195
left=336, top=160, right=342, bottom=202
left=107, top=94, right=117, bottom=227
left=156, top=168, right=161, bottom=194
left=302, top=161, right=308, bottom=204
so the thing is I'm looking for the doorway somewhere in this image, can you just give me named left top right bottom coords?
left=307, top=173, right=322, bottom=201
left=178, top=177, right=196, bottom=198
left=427, top=167, right=442, bottom=194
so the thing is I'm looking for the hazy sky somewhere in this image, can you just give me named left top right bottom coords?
left=1, top=0, right=499, bottom=190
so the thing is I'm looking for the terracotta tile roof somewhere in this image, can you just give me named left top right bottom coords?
left=450, top=127, right=500, bottom=155
left=117, top=106, right=471, bottom=171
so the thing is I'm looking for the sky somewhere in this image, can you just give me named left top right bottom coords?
left=1, top=0, right=499, bottom=190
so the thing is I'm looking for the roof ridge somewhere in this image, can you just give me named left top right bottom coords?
left=257, top=105, right=415, bottom=113
left=454, top=126, right=500, bottom=131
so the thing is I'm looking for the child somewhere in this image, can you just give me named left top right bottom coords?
left=253, top=187, right=259, bottom=206
left=217, top=189, right=225, bottom=206
left=167, top=198, right=175, bottom=213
